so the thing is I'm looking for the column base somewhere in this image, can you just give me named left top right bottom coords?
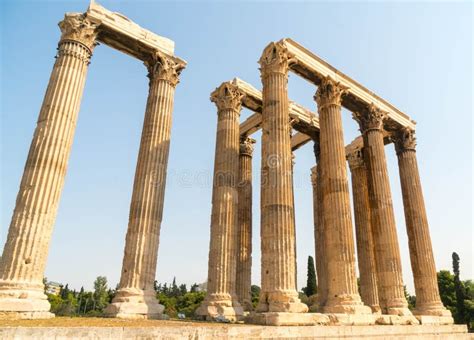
left=413, top=302, right=453, bottom=317
left=241, top=299, right=253, bottom=312
left=195, top=294, right=243, bottom=322
left=415, top=315, right=454, bottom=325
left=307, top=295, right=319, bottom=312
left=323, top=294, right=373, bottom=314
left=368, top=304, right=382, bottom=314
left=246, top=312, right=330, bottom=326
left=386, top=306, right=415, bottom=316
left=256, top=291, right=309, bottom=313
left=104, top=287, right=164, bottom=319
left=326, top=313, right=377, bottom=325
left=0, top=280, right=52, bottom=319
left=376, top=314, right=420, bottom=325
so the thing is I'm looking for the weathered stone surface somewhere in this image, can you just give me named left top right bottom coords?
left=327, top=313, right=377, bottom=326
left=347, top=148, right=380, bottom=314
left=86, top=1, right=176, bottom=58
left=376, top=314, right=420, bottom=325
left=280, top=38, right=416, bottom=130
left=0, top=323, right=470, bottom=339
left=0, top=13, right=98, bottom=319
left=196, top=83, right=244, bottom=321
left=0, top=4, right=186, bottom=321
left=315, top=76, right=370, bottom=315
left=393, top=128, right=452, bottom=321
left=105, top=51, right=185, bottom=320
left=256, top=42, right=307, bottom=314
left=353, top=104, right=413, bottom=318
left=310, top=143, right=328, bottom=312
left=415, top=315, right=456, bottom=325
left=236, top=137, right=255, bottom=311
left=247, top=312, right=330, bottom=326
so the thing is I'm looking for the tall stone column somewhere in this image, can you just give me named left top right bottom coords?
left=235, top=137, right=255, bottom=311
left=393, top=128, right=452, bottom=322
left=353, top=104, right=413, bottom=318
left=257, top=42, right=307, bottom=314
left=347, top=148, right=380, bottom=314
left=105, top=52, right=185, bottom=319
left=291, top=149, right=298, bottom=290
left=196, top=83, right=243, bottom=321
left=315, top=76, right=370, bottom=315
left=0, top=13, right=98, bottom=319
left=311, top=141, right=328, bottom=311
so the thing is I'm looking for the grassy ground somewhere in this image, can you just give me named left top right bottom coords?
left=0, top=317, right=244, bottom=328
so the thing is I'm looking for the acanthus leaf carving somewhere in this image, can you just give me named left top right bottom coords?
left=314, top=76, right=348, bottom=110
left=58, top=13, right=99, bottom=52
left=240, top=137, right=256, bottom=156
left=353, top=103, right=387, bottom=133
left=392, top=127, right=417, bottom=154
left=210, top=82, right=244, bottom=113
left=145, top=51, right=185, bottom=87
left=259, top=41, right=295, bottom=76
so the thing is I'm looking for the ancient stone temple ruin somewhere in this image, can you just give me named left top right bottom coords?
left=0, top=2, right=460, bottom=335
left=0, top=2, right=185, bottom=320
left=198, top=39, right=453, bottom=326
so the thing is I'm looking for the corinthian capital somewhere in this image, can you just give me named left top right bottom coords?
left=352, top=103, right=387, bottom=133
left=145, top=51, right=186, bottom=87
left=259, top=41, right=294, bottom=76
left=346, top=147, right=365, bottom=171
left=240, top=137, right=256, bottom=156
left=210, top=82, right=244, bottom=112
left=392, top=127, right=417, bottom=154
left=58, top=13, right=99, bottom=51
left=314, top=76, right=348, bottom=110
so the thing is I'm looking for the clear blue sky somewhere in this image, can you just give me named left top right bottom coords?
left=1, top=1, right=472, bottom=293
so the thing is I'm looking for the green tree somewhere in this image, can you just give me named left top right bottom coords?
left=403, top=285, right=416, bottom=310
left=179, top=283, right=188, bottom=296
left=171, top=277, right=180, bottom=297
left=47, top=293, right=63, bottom=314
left=43, top=277, right=48, bottom=294
left=452, top=252, right=466, bottom=324
left=463, top=280, right=474, bottom=330
left=437, top=270, right=457, bottom=316
left=190, top=283, right=199, bottom=292
left=93, top=276, right=109, bottom=312
left=251, top=285, right=261, bottom=309
left=56, top=292, right=78, bottom=316
left=158, top=292, right=177, bottom=317
left=302, top=256, right=317, bottom=297
left=60, top=283, right=70, bottom=300
left=177, top=291, right=205, bottom=317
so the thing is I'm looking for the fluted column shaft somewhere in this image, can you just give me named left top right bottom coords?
left=107, top=52, right=185, bottom=319
left=311, top=142, right=328, bottom=311
left=0, top=14, right=97, bottom=317
left=257, top=42, right=306, bottom=313
left=347, top=149, right=380, bottom=313
left=236, top=137, right=255, bottom=311
left=315, top=77, right=369, bottom=314
left=353, top=105, right=411, bottom=316
left=394, top=129, right=450, bottom=317
left=196, top=83, right=243, bottom=320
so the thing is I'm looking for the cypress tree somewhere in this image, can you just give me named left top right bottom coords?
left=304, top=256, right=317, bottom=296
left=452, top=252, right=466, bottom=323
